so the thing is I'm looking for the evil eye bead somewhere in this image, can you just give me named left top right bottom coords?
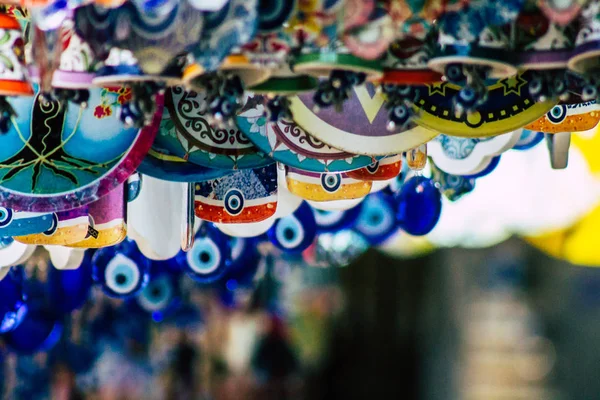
left=528, top=75, right=546, bottom=98
left=104, top=255, right=145, bottom=296
left=547, top=105, right=567, bottom=124
left=181, top=224, right=231, bottom=283
left=92, top=241, right=151, bottom=298
left=389, top=104, right=411, bottom=127
left=395, top=175, right=442, bottom=236
left=354, top=193, right=398, bottom=246
left=0, top=268, right=28, bottom=334
left=0, top=236, right=13, bottom=249
left=224, top=188, right=245, bottom=216
left=313, top=204, right=363, bottom=233
left=0, top=207, right=13, bottom=228
left=321, top=173, right=342, bottom=193
left=456, top=86, right=481, bottom=109
left=224, top=236, right=261, bottom=288
left=137, top=275, right=174, bottom=312
left=268, top=202, right=316, bottom=253
left=445, top=64, right=465, bottom=84
left=581, top=83, right=597, bottom=101
left=43, top=213, right=59, bottom=236
left=127, top=173, right=143, bottom=202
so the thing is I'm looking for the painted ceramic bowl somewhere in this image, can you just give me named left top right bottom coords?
left=237, top=94, right=380, bottom=172
left=540, top=0, right=588, bottom=25
left=289, top=82, right=438, bottom=155
left=516, top=12, right=574, bottom=70
left=183, top=0, right=265, bottom=87
left=381, top=30, right=442, bottom=85
left=194, top=164, right=278, bottom=223
left=77, top=1, right=204, bottom=77
left=0, top=10, right=33, bottom=96
left=53, top=19, right=96, bottom=89
left=137, top=145, right=234, bottom=182
left=411, top=72, right=557, bottom=137
left=429, top=24, right=518, bottom=79
left=343, top=3, right=394, bottom=61
left=568, top=1, right=600, bottom=74
left=159, top=86, right=271, bottom=170
left=0, top=85, right=162, bottom=212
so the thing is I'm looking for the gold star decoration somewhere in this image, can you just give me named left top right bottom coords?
left=501, top=74, right=527, bottom=96
left=428, top=81, right=448, bottom=96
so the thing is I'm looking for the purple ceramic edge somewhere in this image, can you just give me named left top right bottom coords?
left=0, top=96, right=164, bottom=212
left=518, top=49, right=571, bottom=67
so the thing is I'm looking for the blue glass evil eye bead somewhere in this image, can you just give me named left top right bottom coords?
left=395, top=176, right=442, bottom=236
left=354, top=193, right=399, bottom=246
left=312, top=203, right=363, bottom=233
left=177, top=223, right=231, bottom=284
left=136, top=260, right=180, bottom=320
left=224, top=236, right=261, bottom=288
left=92, top=239, right=151, bottom=299
left=0, top=268, right=28, bottom=334
left=268, top=202, right=316, bottom=254
left=4, top=308, right=63, bottom=355
left=47, top=255, right=93, bottom=315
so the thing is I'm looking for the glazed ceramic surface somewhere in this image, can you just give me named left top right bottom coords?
left=0, top=11, right=33, bottom=96
left=0, top=86, right=161, bottom=212
left=194, top=164, right=278, bottom=223
left=0, top=209, right=57, bottom=237
left=186, top=0, right=257, bottom=77
left=346, top=155, right=402, bottom=181
left=412, top=72, right=557, bottom=137
left=160, top=86, right=271, bottom=170
left=15, top=206, right=89, bottom=245
left=290, top=83, right=438, bottom=155
left=237, top=94, right=379, bottom=172
left=428, top=130, right=521, bottom=175
left=137, top=145, right=234, bottom=183
left=525, top=101, right=600, bottom=133
left=286, top=167, right=372, bottom=202
left=68, top=183, right=126, bottom=248
left=128, top=175, right=183, bottom=260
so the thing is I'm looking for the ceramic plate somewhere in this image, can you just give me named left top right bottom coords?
left=289, top=83, right=438, bottom=155
left=160, top=87, right=272, bottom=170
left=0, top=86, right=162, bottom=212
left=411, top=72, right=556, bottom=137
left=237, top=94, right=380, bottom=172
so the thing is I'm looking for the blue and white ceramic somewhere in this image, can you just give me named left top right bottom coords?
left=92, top=238, right=151, bottom=298
left=0, top=208, right=57, bottom=237
left=160, top=86, right=271, bottom=170
left=0, top=85, right=161, bottom=212
left=195, top=164, right=278, bottom=223
left=237, top=94, right=379, bottom=172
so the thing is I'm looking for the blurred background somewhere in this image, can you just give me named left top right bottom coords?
left=2, top=237, right=598, bottom=400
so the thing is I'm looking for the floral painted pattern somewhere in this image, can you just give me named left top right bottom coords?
left=93, top=86, right=132, bottom=120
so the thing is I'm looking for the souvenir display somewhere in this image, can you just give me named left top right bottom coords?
left=3, top=0, right=600, bottom=356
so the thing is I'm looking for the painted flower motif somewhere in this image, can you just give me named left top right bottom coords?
left=107, top=86, right=132, bottom=104
left=94, top=105, right=112, bottom=119
left=12, top=37, right=25, bottom=65
left=286, top=0, right=325, bottom=43
left=247, top=115, right=267, bottom=137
